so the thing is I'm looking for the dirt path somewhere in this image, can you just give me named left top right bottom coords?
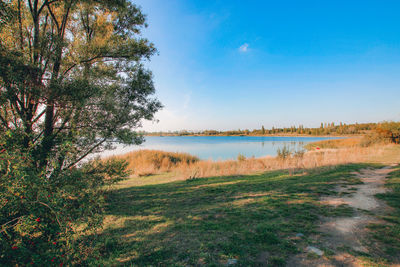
left=287, top=166, right=395, bottom=267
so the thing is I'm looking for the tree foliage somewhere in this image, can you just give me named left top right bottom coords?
left=0, top=0, right=161, bottom=264
left=375, top=121, right=400, bottom=144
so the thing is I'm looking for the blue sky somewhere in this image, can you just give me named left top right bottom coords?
left=135, top=0, right=400, bottom=131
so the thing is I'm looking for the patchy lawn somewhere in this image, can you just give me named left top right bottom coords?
left=91, top=164, right=380, bottom=266
left=366, top=164, right=400, bottom=264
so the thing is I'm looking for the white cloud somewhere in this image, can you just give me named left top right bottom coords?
left=239, top=43, right=249, bottom=52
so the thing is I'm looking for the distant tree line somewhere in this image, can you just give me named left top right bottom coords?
left=145, top=121, right=400, bottom=142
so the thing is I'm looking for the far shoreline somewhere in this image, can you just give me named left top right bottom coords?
left=144, top=134, right=358, bottom=138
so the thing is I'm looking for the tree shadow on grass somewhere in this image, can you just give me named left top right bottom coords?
left=93, top=163, right=373, bottom=266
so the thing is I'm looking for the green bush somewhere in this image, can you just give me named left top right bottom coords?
left=0, top=143, right=128, bottom=265
left=0, top=0, right=159, bottom=264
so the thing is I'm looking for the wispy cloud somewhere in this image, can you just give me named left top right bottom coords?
left=239, top=43, right=249, bottom=52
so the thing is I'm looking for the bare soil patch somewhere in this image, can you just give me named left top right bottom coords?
left=287, top=166, right=395, bottom=267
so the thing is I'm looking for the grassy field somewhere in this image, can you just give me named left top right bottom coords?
left=92, top=144, right=400, bottom=266
left=92, top=165, right=374, bottom=265
left=367, top=164, right=400, bottom=264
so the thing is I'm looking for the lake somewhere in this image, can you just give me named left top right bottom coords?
left=102, top=136, right=339, bottom=161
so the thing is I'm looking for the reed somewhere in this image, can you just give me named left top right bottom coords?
left=178, top=145, right=387, bottom=179
left=109, top=144, right=395, bottom=179
left=109, top=150, right=199, bottom=176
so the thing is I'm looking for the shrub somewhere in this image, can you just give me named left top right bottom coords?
left=375, top=121, right=400, bottom=144
left=277, top=146, right=291, bottom=160
left=360, top=122, right=400, bottom=146
left=360, top=134, right=389, bottom=147
left=0, top=145, right=128, bottom=265
left=237, top=153, right=246, bottom=161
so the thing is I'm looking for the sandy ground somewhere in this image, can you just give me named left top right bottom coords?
left=287, top=166, right=395, bottom=267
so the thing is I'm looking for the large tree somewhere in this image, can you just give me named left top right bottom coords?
left=0, top=0, right=161, bottom=172
left=0, top=0, right=161, bottom=264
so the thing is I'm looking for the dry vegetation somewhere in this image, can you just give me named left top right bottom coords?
left=177, top=145, right=389, bottom=179
left=107, top=140, right=397, bottom=180
left=109, top=150, right=199, bottom=176
left=304, top=137, right=363, bottom=149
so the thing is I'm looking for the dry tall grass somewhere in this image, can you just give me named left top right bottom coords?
left=304, top=137, right=363, bottom=149
left=109, top=144, right=393, bottom=179
left=109, top=150, right=199, bottom=176
left=178, top=145, right=388, bottom=179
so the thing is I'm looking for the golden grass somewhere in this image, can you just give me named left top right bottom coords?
left=109, top=150, right=199, bottom=176
left=108, top=144, right=400, bottom=181
left=177, top=145, right=389, bottom=179
left=304, top=137, right=363, bottom=149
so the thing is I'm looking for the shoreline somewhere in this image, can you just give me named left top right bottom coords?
left=144, top=134, right=359, bottom=138
left=104, top=137, right=361, bottom=162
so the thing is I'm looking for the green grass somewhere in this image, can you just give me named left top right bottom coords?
left=366, top=164, right=400, bottom=263
left=91, top=163, right=376, bottom=266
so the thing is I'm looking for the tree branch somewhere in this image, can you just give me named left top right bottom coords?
left=34, top=201, right=62, bottom=227
left=62, top=55, right=102, bottom=76
left=38, top=0, right=60, bottom=15
left=65, top=138, right=107, bottom=169
left=0, top=216, right=26, bottom=233
left=45, top=1, right=59, bottom=31
left=32, top=108, right=46, bottom=123
left=0, top=113, right=10, bottom=130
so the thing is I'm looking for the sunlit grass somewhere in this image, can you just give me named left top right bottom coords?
left=93, top=144, right=400, bottom=265
left=92, top=164, right=377, bottom=266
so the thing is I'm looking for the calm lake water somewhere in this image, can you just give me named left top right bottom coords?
left=103, top=136, right=339, bottom=161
